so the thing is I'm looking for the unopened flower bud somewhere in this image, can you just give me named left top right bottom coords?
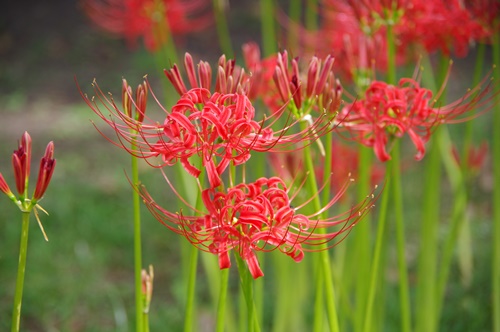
left=33, top=141, right=56, bottom=202
left=12, top=131, right=32, bottom=198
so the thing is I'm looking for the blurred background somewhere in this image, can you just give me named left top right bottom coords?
left=0, top=0, right=496, bottom=331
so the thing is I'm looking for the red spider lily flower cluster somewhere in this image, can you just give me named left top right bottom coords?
left=241, top=44, right=343, bottom=116
left=398, top=0, right=489, bottom=57
left=452, top=141, right=489, bottom=175
left=465, top=0, right=500, bottom=41
left=82, top=0, right=212, bottom=51
left=139, top=175, right=376, bottom=278
left=301, top=0, right=406, bottom=80
left=341, top=75, right=493, bottom=162
left=81, top=51, right=379, bottom=277
left=81, top=54, right=338, bottom=188
left=0, top=132, right=56, bottom=209
left=303, top=0, right=490, bottom=81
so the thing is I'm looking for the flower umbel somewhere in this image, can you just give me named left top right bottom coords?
left=82, top=0, right=212, bottom=51
left=81, top=70, right=338, bottom=188
left=139, top=175, right=377, bottom=279
left=12, top=132, right=31, bottom=199
left=0, top=132, right=56, bottom=240
left=341, top=73, right=493, bottom=162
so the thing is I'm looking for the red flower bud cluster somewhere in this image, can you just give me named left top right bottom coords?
left=0, top=132, right=56, bottom=209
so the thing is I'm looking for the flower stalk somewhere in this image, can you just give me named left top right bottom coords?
left=2, top=132, right=56, bottom=332
left=11, top=212, right=30, bottom=332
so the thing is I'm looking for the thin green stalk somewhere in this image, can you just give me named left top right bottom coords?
left=363, top=173, right=390, bottom=332
left=259, top=0, right=277, bottom=56
left=386, top=18, right=411, bottom=332
left=11, top=212, right=30, bottom=332
left=131, top=141, right=144, bottom=332
left=184, top=168, right=206, bottom=332
left=305, top=0, right=318, bottom=31
left=391, top=141, right=411, bottom=332
left=312, top=256, right=325, bottom=332
left=214, top=163, right=238, bottom=332
left=234, top=253, right=261, bottom=332
left=215, top=268, right=230, bottom=332
left=491, top=28, right=500, bottom=332
left=212, top=0, right=233, bottom=57
left=302, top=127, right=339, bottom=332
left=413, top=51, right=447, bottom=332
left=287, top=0, right=301, bottom=52
left=415, top=130, right=441, bottom=332
left=251, top=153, right=266, bottom=325
left=272, top=254, right=291, bottom=332
left=184, top=245, right=199, bottom=332
left=386, top=23, right=396, bottom=86
left=238, top=283, right=246, bottom=332
left=143, top=313, right=150, bottom=332
left=434, top=128, right=466, bottom=320
left=352, top=146, right=372, bottom=332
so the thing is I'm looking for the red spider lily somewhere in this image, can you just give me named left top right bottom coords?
left=138, top=175, right=377, bottom=279
left=465, top=0, right=500, bottom=43
left=80, top=76, right=337, bottom=188
left=301, top=0, right=405, bottom=81
left=241, top=44, right=345, bottom=116
left=273, top=50, right=343, bottom=115
left=83, top=0, right=212, bottom=51
left=452, top=141, right=489, bottom=175
left=398, top=0, right=489, bottom=57
left=1, top=132, right=56, bottom=215
left=341, top=74, right=493, bottom=162
left=241, top=42, right=278, bottom=102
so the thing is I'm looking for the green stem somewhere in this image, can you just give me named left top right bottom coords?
left=11, top=212, right=30, bottom=332
left=184, top=246, right=199, bottom=332
left=215, top=163, right=235, bottom=332
left=435, top=128, right=465, bottom=320
left=143, top=312, right=150, bottom=332
left=302, top=126, right=339, bottom=332
left=385, top=18, right=411, bottom=332
left=287, top=0, right=301, bottom=52
left=259, top=0, right=277, bottom=56
left=415, top=130, right=441, bottom=332
left=352, top=146, right=372, bottom=332
left=386, top=23, right=396, bottom=85
left=305, top=0, right=318, bottom=30
left=131, top=143, right=144, bottom=332
left=234, top=253, right=261, bottom=332
left=363, top=172, right=390, bottom=332
left=312, top=256, right=324, bottom=332
left=391, top=141, right=412, bottom=332
left=491, top=29, right=500, bottom=332
left=215, top=267, right=229, bottom=332
left=184, top=163, right=206, bottom=332
left=212, top=0, right=233, bottom=57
